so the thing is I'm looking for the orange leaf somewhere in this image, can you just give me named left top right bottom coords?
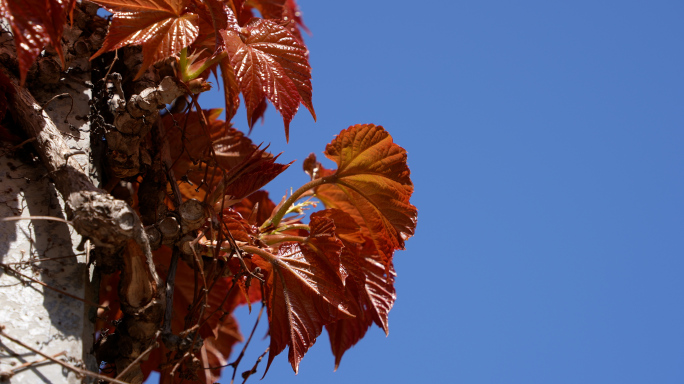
left=89, top=0, right=200, bottom=79
left=304, top=209, right=396, bottom=369
left=307, top=124, right=417, bottom=266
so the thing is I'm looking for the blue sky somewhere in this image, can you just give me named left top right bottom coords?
left=151, top=1, right=684, bottom=383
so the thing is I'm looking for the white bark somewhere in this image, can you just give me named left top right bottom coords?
left=0, top=144, right=91, bottom=384
left=0, top=14, right=97, bottom=383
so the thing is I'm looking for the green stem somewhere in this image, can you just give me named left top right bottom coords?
left=186, top=51, right=229, bottom=81
left=273, top=224, right=311, bottom=233
left=261, top=175, right=335, bottom=231
left=261, top=235, right=307, bottom=246
left=179, top=47, right=188, bottom=77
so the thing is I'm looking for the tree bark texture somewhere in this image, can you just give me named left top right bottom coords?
left=0, top=4, right=186, bottom=383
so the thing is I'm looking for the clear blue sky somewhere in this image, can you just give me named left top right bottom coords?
left=152, top=1, right=684, bottom=383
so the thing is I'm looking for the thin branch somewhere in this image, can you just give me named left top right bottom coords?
left=103, top=49, right=118, bottom=78
left=0, top=328, right=129, bottom=384
left=240, top=246, right=277, bottom=264
left=3, top=253, right=85, bottom=266
left=162, top=248, right=181, bottom=335
left=40, top=93, right=73, bottom=123
left=9, top=137, right=36, bottom=151
left=114, top=336, right=159, bottom=381
left=262, top=175, right=334, bottom=231
left=228, top=303, right=264, bottom=384
left=273, top=224, right=311, bottom=233
left=260, top=234, right=307, bottom=246
left=2, top=351, right=66, bottom=378
left=242, top=347, right=269, bottom=384
left=197, top=275, right=238, bottom=331
left=0, top=216, right=72, bottom=225
left=169, top=351, right=190, bottom=378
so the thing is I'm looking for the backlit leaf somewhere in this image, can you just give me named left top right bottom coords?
left=247, top=0, right=285, bottom=19
left=327, top=245, right=396, bottom=369
left=250, top=242, right=351, bottom=374
left=0, top=0, right=74, bottom=84
left=220, top=17, right=314, bottom=141
left=307, top=124, right=417, bottom=265
left=162, top=109, right=289, bottom=204
left=233, top=190, right=277, bottom=226
left=307, top=211, right=346, bottom=283
left=282, top=0, right=310, bottom=42
left=89, top=0, right=200, bottom=79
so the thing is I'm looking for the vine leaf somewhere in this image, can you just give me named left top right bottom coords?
left=247, top=0, right=286, bottom=20
left=89, top=0, right=200, bottom=79
left=310, top=209, right=396, bottom=369
left=221, top=207, right=259, bottom=243
left=0, top=0, right=75, bottom=84
left=233, top=190, right=277, bottom=226
left=236, top=0, right=310, bottom=41
left=220, top=17, right=315, bottom=141
left=162, top=109, right=289, bottom=205
left=326, top=240, right=396, bottom=369
left=305, top=124, right=417, bottom=266
left=250, top=242, right=351, bottom=374
left=307, top=211, right=346, bottom=283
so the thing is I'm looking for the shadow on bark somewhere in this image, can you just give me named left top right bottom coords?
left=0, top=143, right=86, bottom=383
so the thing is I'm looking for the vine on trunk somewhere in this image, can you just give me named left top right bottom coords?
left=0, top=0, right=417, bottom=382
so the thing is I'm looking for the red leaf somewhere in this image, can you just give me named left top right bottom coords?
left=238, top=0, right=309, bottom=42
left=232, top=190, right=277, bottom=226
left=206, top=146, right=292, bottom=206
left=249, top=242, right=351, bottom=374
left=89, top=0, right=200, bottom=79
left=307, top=124, right=417, bottom=266
left=219, top=56, right=241, bottom=121
left=220, top=17, right=314, bottom=141
left=162, top=109, right=288, bottom=204
left=0, top=0, right=74, bottom=84
left=220, top=207, right=259, bottom=243
left=327, top=247, right=396, bottom=369
left=247, top=0, right=286, bottom=20
left=307, top=211, right=346, bottom=283
left=282, top=0, right=310, bottom=42
left=311, top=208, right=363, bottom=244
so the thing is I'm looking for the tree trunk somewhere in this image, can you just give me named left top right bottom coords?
left=0, top=13, right=99, bottom=382
left=0, top=4, right=168, bottom=383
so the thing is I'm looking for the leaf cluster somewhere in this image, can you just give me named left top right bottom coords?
left=0, top=0, right=418, bottom=382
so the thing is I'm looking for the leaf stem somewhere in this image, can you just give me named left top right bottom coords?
left=179, top=47, right=188, bottom=77
left=179, top=48, right=229, bottom=82
left=241, top=245, right=277, bottom=263
left=273, top=224, right=310, bottom=233
left=260, top=235, right=307, bottom=246
left=262, top=175, right=335, bottom=231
